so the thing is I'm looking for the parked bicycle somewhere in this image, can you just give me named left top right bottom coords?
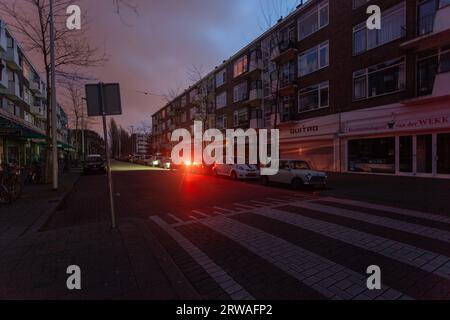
left=0, top=165, right=23, bottom=204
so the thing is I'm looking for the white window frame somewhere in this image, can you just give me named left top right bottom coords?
left=352, top=2, right=406, bottom=55
left=216, top=91, right=227, bottom=109
left=215, top=68, right=227, bottom=88
left=298, top=81, right=329, bottom=113
left=233, top=82, right=248, bottom=103
left=298, top=41, right=329, bottom=77
left=298, top=1, right=329, bottom=40
left=233, top=55, right=248, bottom=78
left=353, top=57, right=406, bottom=101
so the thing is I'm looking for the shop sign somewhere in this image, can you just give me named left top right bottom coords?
left=347, top=115, right=450, bottom=134
left=290, top=125, right=319, bottom=136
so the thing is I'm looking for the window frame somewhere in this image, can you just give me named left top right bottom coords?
left=298, top=41, right=329, bottom=77
left=353, top=57, right=406, bottom=101
left=298, top=1, right=329, bottom=40
left=298, top=81, right=330, bottom=113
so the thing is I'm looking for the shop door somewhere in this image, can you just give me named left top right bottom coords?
left=416, top=134, right=433, bottom=175
left=398, top=134, right=435, bottom=177
left=437, top=133, right=450, bottom=177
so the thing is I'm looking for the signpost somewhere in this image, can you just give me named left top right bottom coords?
left=85, top=83, right=122, bottom=229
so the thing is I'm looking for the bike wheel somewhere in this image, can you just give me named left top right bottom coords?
left=0, top=187, right=11, bottom=204
left=11, top=180, right=22, bottom=201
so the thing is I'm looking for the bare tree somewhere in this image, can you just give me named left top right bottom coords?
left=0, top=0, right=107, bottom=182
left=258, top=0, right=301, bottom=130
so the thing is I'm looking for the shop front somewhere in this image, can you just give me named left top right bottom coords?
left=279, top=114, right=340, bottom=172
left=0, top=113, right=47, bottom=167
left=341, top=101, right=450, bottom=178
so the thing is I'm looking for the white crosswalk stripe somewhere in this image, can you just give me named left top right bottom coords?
left=200, top=215, right=409, bottom=300
left=320, top=197, right=450, bottom=224
left=252, top=206, right=450, bottom=279
left=150, top=216, right=254, bottom=300
left=293, top=201, right=450, bottom=243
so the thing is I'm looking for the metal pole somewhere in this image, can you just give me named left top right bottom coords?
left=50, top=0, right=58, bottom=190
left=99, top=83, right=116, bottom=229
left=81, top=105, right=85, bottom=161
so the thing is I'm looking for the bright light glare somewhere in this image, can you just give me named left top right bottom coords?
left=184, top=160, right=192, bottom=166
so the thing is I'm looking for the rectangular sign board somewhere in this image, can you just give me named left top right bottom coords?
left=85, top=83, right=122, bottom=117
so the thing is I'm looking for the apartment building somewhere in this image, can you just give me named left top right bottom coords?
left=132, top=133, right=151, bottom=156
left=0, top=19, right=69, bottom=167
left=152, top=0, right=450, bottom=178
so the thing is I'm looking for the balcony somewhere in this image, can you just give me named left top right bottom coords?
left=0, top=25, right=6, bottom=52
left=0, top=65, right=7, bottom=91
left=5, top=45, right=21, bottom=70
left=403, top=71, right=450, bottom=105
left=249, top=117, right=264, bottom=129
left=245, top=88, right=263, bottom=107
left=278, top=76, right=298, bottom=97
left=30, top=80, right=42, bottom=94
left=271, top=41, right=298, bottom=65
left=401, top=4, right=450, bottom=51
left=249, top=59, right=263, bottom=72
left=6, top=80, right=22, bottom=101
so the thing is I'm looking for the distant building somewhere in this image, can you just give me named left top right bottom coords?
left=132, top=133, right=150, bottom=156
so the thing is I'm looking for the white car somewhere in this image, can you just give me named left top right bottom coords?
left=213, top=163, right=260, bottom=180
left=261, top=159, right=327, bottom=189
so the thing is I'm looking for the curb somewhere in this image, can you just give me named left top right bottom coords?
left=128, top=218, right=201, bottom=300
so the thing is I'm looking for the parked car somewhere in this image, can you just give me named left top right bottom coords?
left=159, top=157, right=172, bottom=169
left=260, top=159, right=327, bottom=189
left=213, top=162, right=260, bottom=180
left=83, top=155, right=106, bottom=174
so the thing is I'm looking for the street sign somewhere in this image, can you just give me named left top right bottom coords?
left=84, top=82, right=120, bottom=229
left=85, top=83, right=122, bottom=117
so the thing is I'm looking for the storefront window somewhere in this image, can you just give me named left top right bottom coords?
left=417, top=134, right=432, bottom=174
left=348, top=137, right=395, bottom=174
left=399, top=136, right=413, bottom=173
left=437, top=133, right=450, bottom=174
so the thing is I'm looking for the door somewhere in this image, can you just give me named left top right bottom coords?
left=437, top=133, right=450, bottom=176
left=416, top=134, right=433, bottom=175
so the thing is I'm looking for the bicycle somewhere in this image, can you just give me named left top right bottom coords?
left=0, top=165, right=23, bottom=204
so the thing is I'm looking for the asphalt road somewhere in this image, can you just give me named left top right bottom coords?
left=41, top=161, right=450, bottom=300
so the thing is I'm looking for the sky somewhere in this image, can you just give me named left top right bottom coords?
left=3, top=0, right=301, bottom=133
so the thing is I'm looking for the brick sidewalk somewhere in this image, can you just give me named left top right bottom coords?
left=0, top=172, right=196, bottom=300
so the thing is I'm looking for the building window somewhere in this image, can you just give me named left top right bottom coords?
left=353, top=2, right=406, bottom=55
left=233, top=109, right=248, bottom=127
left=348, top=137, right=396, bottom=174
left=215, top=68, right=227, bottom=88
left=233, top=55, right=248, bottom=78
left=216, top=115, right=227, bottom=129
left=417, top=47, right=450, bottom=96
left=216, top=91, right=227, bottom=109
left=353, top=0, right=370, bottom=9
left=233, top=82, right=248, bottom=103
left=181, top=95, right=187, bottom=107
left=298, top=41, right=329, bottom=77
left=298, top=82, right=329, bottom=113
left=298, top=1, right=329, bottom=40
left=353, top=57, right=405, bottom=100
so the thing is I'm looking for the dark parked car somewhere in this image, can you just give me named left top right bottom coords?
left=83, top=155, right=106, bottom=174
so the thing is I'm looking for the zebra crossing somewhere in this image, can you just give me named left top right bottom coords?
left=148, top=193, right=450, bottom=300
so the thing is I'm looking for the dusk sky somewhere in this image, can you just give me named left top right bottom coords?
left=3, top=0, right=301, bottom=133
left=82, top=0, right=300, bottom=133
